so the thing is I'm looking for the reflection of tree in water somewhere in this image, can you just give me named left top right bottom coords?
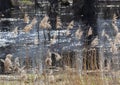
left=0, top=45, right=16, bottom=56
left=73, top=0, right=97, bottom=45
left=0, top=0, right=14, bottom=18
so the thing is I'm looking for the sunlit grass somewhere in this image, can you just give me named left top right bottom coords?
left=0, top=70, right=119, bottom=85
